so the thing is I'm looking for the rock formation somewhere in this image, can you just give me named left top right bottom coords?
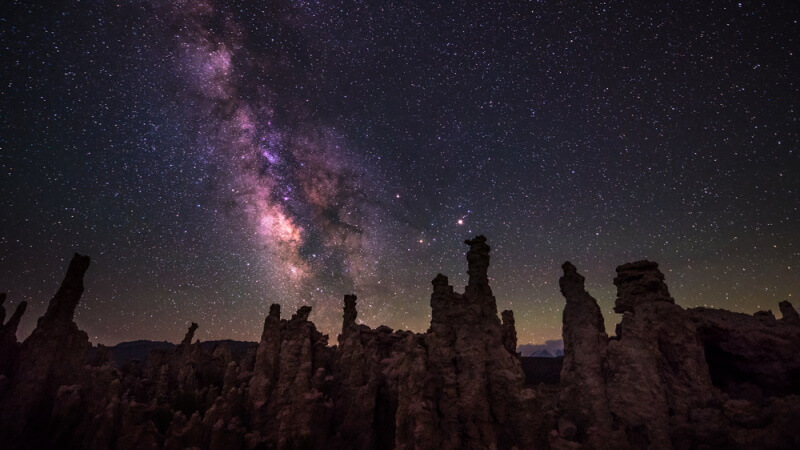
left=557, top=262, right=618, bottom=448
left=556, top=260, right=800, bottom=450
left=501, top=309, right=518, bottom=356
left=1, top=239, right=800, bottom=449
left=332, top=294, right=400, bottom=449
left=0, top=293, right=27, bottom=378
left=405, top=236, right=536, bottom=449
left=689, top=305, right=800, bottom=399
left=1, top=253, right=92, bottom=441
left=779, top=300, right=800, bottom=324
left=605, top=260, right=716, bottom=449
left=612, top=260, right=675, bottom=313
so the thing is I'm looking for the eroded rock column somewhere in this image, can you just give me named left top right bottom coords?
left=558, top=262, right=615, bottom=446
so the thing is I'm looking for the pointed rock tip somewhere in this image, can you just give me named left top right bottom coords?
left=3, top=301, right=27, bottom=333
left=464, top=235, right=491, bottom=291
left=343, top=295, right=358, bottom=331
left=44, top=252, right=92, bottom=322
left=501, top=309, right=518, bottom=355
left=180, top=322, right=199, bottom=347
left=13, top=301, right=27, bottom=318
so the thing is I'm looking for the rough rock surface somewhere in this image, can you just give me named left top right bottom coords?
left=501, top=309, right=518, bottom=356
left=1, top=239, right=800, bottom=449
left=557, top=262, right=618, bottom=448
left=689, top=305, right=800, bottom=399
left=604, top=260, right=716, bottom=449
left=556, top=260, right=800, bottom=450
left=1, top=253, right=93, bottom=442
left=612, top=260, right=675, bottom=313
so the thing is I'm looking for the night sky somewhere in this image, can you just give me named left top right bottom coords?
left=2, top=0, right=798, bottom=346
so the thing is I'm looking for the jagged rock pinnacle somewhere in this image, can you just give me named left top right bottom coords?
left=180, top=322, right=199, bottom=348
left=558, top=261, right=613, bottom=444
left=429, top=274, right=457, bottom=328
left=2, top=302, right=27, bottom=337
left=43, top=253, right=91, bottom=324
left=0, top=294, right=28, bottom=377
left=1, top=293, right=28, bottom=338
left=501, top=310, right=517, bottom=355
left=464, top=235, right=491, bottom=294
left=342, top=295, right=357, bottom=333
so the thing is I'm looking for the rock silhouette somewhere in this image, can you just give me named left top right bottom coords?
left=0, top=293, right=27, bottom=378
left=1, top=238, right=799, bottom=449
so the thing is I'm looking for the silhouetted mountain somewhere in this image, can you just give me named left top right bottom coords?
left=106, top=339, right=257, bottom=366
left=517, top=339, right=563, bottom=357
left=109, top=340, right=175, bottom=365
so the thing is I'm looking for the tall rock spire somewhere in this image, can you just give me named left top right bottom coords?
left=249, top=304, right=283, bottom=415
left=342, top=294, right=358, bottom=334
left=3, top=253, right=92, bottom=437
left=0, top=294, right=28, bottom=377
left=464, top=235, right=492, bottom=296
left=558, top=262, right=614, bottom=445
left=501, top=310, right=518, bottom=356
left=43, top=253, right=91, bottom=324
left=0, top=294, right=27, bottom=340
left=429, top=274, right=456, bottom=329
left=180, top=322, right=199, bottom=347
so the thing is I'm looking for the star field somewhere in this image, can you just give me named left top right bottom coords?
left=1, top=0, right=799, bottom=346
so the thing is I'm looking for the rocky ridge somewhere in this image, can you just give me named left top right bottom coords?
left=0, top=239, right=799, bottom=449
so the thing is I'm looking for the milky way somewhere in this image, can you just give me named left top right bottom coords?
left=2, top=0, right=799, bottom=346
left=170, top=0, right=390, bottom=303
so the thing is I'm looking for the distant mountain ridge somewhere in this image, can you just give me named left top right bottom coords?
left=519, top=346, right=564, bottom=358
left=517, top=339, right=564, bottom=357
left=107, top=339, right=256, bottom=366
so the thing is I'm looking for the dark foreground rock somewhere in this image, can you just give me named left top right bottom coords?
left=1, top=239, right=799, bottom=449
left=556, top=261, right=800, bottom=450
